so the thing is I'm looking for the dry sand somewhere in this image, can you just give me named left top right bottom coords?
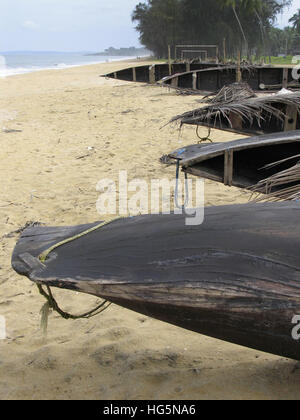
left=0, top=60, right=300, bottom=400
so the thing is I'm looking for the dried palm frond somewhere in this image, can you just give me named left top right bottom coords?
left=199, top=82, right=256, bottom=104
left=250, top=156, right=300, bottom=202
left=174, top=87, right=205, bottom=96
left=168, top=91, right=300, bottom=133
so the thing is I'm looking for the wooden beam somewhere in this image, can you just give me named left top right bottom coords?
left=171, top=77, right=179, bottom=88
left=168, top=45, right=172, bottom=76
left=224, top=150, right=234, bottom=186
left=149, top=65, right=156, bottom=84
left=223, top=38, right=226, bottom=63
left=284, top=104, right=298, bottom=131
left=192, top=72, right=197, bottom=90
left=236, top=51, right=241, bottom=83
left=282, top=68, right=289, bottom=89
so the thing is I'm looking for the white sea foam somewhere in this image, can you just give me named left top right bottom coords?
left=0, top=67, right=35, bottom=77
left=0, top=54, right=148, bottom=78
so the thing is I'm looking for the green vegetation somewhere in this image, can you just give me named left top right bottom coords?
left=132, top=0, right=300, bottom=60
left=89, top=46, right=150, bottom=57
left=270, top=55, right=294, bottom=65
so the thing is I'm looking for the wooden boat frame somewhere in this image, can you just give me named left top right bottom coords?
left=166, top=130, right=300, bottom=190
left=102, top=62, right=223, bottom=84
left=160, top=65, right=300, bottom=94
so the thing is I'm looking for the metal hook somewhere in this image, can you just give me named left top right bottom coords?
left=175, top=159, right=189, bottom=210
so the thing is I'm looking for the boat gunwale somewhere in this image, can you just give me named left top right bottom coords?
left=179, top=130, right=300, bottom=168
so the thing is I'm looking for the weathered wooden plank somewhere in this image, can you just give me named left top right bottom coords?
left=149, top=65, right=156, bottom=84
left=171, top=77, right=178, bottom=88
left=284, top=104, right=298, bottom=131
left=132, top=67, right=136, bottom=82
left=192, top=72, right=197, bottom=90
left=224, top=150, right=234, bottom=186
left=282, top=67, right=289, bottom=89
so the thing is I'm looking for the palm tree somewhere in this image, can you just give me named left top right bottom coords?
left=289, top=9, right=300, bottom=34
left=218, top=0, right=263, bottom=53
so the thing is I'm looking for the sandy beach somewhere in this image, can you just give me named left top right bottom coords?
left=1, top=59, right=300, bottom=400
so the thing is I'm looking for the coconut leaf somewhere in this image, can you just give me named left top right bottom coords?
left=251, top=156, right=300, bottom=202
left=199, top=82, right=257, bottom=104
left=168, top=91, right=300, bottom=133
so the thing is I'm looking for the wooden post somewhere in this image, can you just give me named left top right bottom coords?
left=149, top=65, right=155, bottom=84
left=168, top=45, right=172, bottom=76
left=224, top=150, right=234, bottom=187
left=237, top=51, right=242, bottom=83
left=282, top=68, right=288, bottom=89
left=171, top=77, right=178, bottom=88
left=192, top=72, right=197, bottom=90
left=132, top=67, right=136, bottom=82
left=223, top=38, right=226, bottom=64
left=284, top=105, right=298, bottom=131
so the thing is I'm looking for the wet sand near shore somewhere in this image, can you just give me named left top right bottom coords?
left=0, top=60, right=300, bottom=400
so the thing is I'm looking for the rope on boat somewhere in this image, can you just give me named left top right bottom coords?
left=37, top=217, right=121, bottom=331
left=196, top=125, right=213, bottom=143
left=39, top=218, right=121, bottom=263
left=38, top=284, right=111, bottom=322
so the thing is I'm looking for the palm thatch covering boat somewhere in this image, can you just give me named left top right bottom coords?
left=198, top=82, right=257, bottom=104
left=162, top=130, right=300, bottom=191
left=250, top=155, right=300, bottom=202
left=11, top=203, right=300, bottom=360
left=168, top=91, right=300, bottom=136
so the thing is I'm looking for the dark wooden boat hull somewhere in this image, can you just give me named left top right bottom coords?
left=166, top=130, right=300, bottom=190
left=161, top=66, right=300, bottom=94
left=11, top=203, right=300, bottom=360
left=103, top=62, right=223, bottom=84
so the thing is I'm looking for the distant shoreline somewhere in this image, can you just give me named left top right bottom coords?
left=86, top=48, right=150, bottom=57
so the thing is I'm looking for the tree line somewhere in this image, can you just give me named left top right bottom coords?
left=90, top=47, right=150, bottom=57
left=132, top=0, right=300, bottom=59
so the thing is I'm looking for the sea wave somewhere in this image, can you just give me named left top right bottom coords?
left=0, top=55, right=147, bottom=78
left=0, top=67, right=35, bottom=77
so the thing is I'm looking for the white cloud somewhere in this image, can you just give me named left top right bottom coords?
left=1, top=1, right=141, bottom=51
left=22, top=20, right=40, bottom=30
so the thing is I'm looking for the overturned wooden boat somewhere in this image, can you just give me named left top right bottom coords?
left=160, top=65, right=300, bottom=94
left=102, top=62, right=222, bottom=84
left=11, top=203, right=300, bottom=360
left=163, top=130, right=300, bottom=190
left=169, top=91, right=300, bottom=136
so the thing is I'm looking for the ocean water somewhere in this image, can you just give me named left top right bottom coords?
left=0, top=51, right=135, bottom=77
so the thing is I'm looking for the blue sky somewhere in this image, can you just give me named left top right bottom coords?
left=0, top=0, right=299, bottom=52
left=0, top=0, right=142, bottom=52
